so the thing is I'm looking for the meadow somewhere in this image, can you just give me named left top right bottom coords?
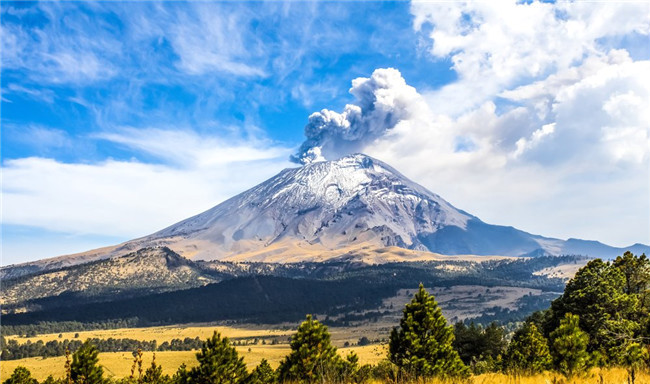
left=3, top=353, right=648, bottom=384
left=1, top=344, right=387, bottom=380
left=3, top=324, right=648, bottom=384
left=1, top=324, right=388, bottom=380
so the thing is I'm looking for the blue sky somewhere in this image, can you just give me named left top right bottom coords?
left=2, top=1, right=650, bottom=265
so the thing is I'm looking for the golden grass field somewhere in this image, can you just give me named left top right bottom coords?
left=3, top=325, right=294, bottom=345
left=3, top=325, right=648, bottom=384
left=1, top=345, right=387, bottom=381
left=3, top=323, right=388, bottom=347
left=3, top=353, right=648, bottom=384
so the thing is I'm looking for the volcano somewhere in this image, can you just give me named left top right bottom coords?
left=4, top=154, right=648, bottom=276
left=71, top=154, right=650, bottom=261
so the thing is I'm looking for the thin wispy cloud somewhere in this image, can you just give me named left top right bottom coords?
left=96, top=127, right=291, bottom=167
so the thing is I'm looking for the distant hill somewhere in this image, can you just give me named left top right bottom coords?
left=2, top=255, right=585, bottom=326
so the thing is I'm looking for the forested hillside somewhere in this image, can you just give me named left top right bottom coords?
left=3, top=252, right=649, bottom=384
left=2, top=255, right=583, bottom=328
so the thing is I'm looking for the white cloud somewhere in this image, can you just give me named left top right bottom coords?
left=2, top=153, right=293, bottom=240
left=2, top=125, right=294, bottom=262
left=163, top=5, right=267, bottom=77
left=344, top=0, right=650, bottom=247
left=96, top=127, right=290, bottom=167
left=512, top=123, right=555, bottom=159
left=1, top=6, right=119, bottom=84
left=0, top=2, right=269, bottom=86
left=2, top=126, right=293, bottom=249
left=5, top=124, right=72, bottom=151
left=4, top=84, right=56, bottom=103
left=411, top=0, right=650, bottom=116
left=293, top=58, right=649, bottom=246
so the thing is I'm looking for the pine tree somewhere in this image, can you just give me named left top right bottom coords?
left=71, top=341, right=104, bottom=384
left=340, top=352, right=371, bottom=384
left=388, top=284, right=468, bottom=379
left=2, top=366, right=38, bottom=384
left=189, top=331, right=248, bottom=384
left=277, top=314, right=342, bottom=383
left=42, top=375, right=60, bottom=384
left=623, top=342, right=648, bottom=384
left=550, top=313, right=590, bottom=377
left=65, top=347, right=73, bottom=384
left=247, top=359, right=276, bottom=384
left=453, top=321, right=506, bottom=373
left=548, top=258, right=638, bottom=364
left=613, top=252, right=650, bottom=323
left=504, top=323, right=551, bottom=375
left=171, top=364, right=190, bottom=384
left=143, top=353, right=170, bottom=384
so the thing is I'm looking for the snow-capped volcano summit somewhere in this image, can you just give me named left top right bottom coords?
left=101, top=153, right=642, bottom=262
left=141, top=153, right=475, bottom=259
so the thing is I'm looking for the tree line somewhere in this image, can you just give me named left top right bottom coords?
left=1, top=337, right=203, bottom=361
left=1, top=320, right=142, bottom=338
left=5, top=251, right=649, bottom=384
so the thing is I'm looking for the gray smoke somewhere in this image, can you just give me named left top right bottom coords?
left=291, top=68, right=422, bottom=164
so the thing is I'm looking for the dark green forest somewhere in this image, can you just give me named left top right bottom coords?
left=4, top=252, right=650, bottom=384
left=2, top=255, right=578, bottom=330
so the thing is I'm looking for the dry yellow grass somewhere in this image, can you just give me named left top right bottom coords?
left=4, top=323, right=389, bottom=351
left=472, top=367, right=649, bottom=384
left=0, top=344, right=389, bottom=381
left=5, top=324, right=294, bottom=345
left=4, top=353, right=647, bottom=384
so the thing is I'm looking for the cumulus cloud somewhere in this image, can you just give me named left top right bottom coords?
left=290, top=1, right=650, bottom=246
left=411, top=0, right=650, bottom=115
left=512, top=123, right=555, bottom=159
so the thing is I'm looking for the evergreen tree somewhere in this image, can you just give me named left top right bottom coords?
left=550, top=313, right=590, bottom=377
left=483, top=322, right=507, bottom=359
left=246, top=359, right=276, bottom=384
left=3, top=366, right=38, bottom=384
left=189, top=331, right=248, bottom=384
left=339, top=352, right=371, bottom=384
left=277, top=314, right=342, bottom=383
left=71, top=341, right=104, bottom=384
left=142, top=353, right=170, bottom=384
left=171, top=364, right=190, bottom=384
left=504, top=323, right=551, bottom=375
left=623, top=342, right=648, bottom=384
left=41, top=376, right=61, bottom=384
left=548, top=258, right=638, bottom=363
left=388, top=284, right=468, bottom=379
left=453, top=322, right=483, bottom=364
left=613, top=252, right=650, bottom=320
left=613, top=252, right=650, bottom=295
left=453, top=321, right=506, bottom=371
